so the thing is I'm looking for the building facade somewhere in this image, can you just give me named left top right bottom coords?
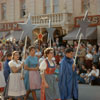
left=0, top=0, right=100, bottom=43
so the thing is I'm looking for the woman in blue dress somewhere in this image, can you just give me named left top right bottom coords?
left=24, top=46, right=41, bottom=100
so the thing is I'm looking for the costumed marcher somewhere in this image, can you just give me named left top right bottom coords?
left=7, top=51, right=26, bottom=100
left=59, top=48, right=78, bottom=100
left=24, top=46, right=41, bottom=100
left=39, top=47, right=60, bottom=100
left=3, top=52, right=12, bottom=83
left=0, top=59, right=6, bottom=100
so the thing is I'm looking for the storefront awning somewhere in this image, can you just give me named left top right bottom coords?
left=63, top=27, right=97, bottom=40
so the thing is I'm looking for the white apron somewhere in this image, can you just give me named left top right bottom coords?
left=8, top=73, right=26, bottom=96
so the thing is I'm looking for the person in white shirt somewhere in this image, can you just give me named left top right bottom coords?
left=89, top=65, right=99, bottom=77
left=35, top=48, right=42, bottom=58
left=86, top=51, right=93, bottom=60
left=7, top=51, right=26, bottom=100
left=85, top=50, right=93, bottom=69
left=39, top=49, right=46, bottom=64
left=88, top=64, right=99, bottom=84
left=84, top=69, right=91, bottom=84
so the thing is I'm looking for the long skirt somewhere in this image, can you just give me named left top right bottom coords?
left=41, top=74, right=60, bottom=100
left=24, top=71, right=41, bottom=90
left=8, top=73, right=26, bottom=97
left=0, top=71, right=6, bottom=93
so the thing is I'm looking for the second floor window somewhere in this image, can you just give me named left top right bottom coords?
left=53, top=0, right=59, bottom=13
left=20, top=0, right=26, bottom=18
left=45, top=0, right=51, bottom=14
left=1, top=3, right=7, bottom=20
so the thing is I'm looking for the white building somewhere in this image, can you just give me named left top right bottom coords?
left=0, top=0, right=100, bottom=43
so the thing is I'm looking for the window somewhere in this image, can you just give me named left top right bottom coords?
left=45, top=0, right=51, bottom=14
left=20, top=0, right=26, bottom=18
left=1, top=3, right=7, bottom=20
left=44, top=0, right=59, bottom=14
left=53, top=0, right=59, bottom=13
left=81, top=0, right=90, bottom=13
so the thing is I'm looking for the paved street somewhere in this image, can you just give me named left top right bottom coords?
left=34, top=84, right=100, bottom=100
left=79, top=84, right=100, bottom=100
left=0, top=84, right=100, bottom=100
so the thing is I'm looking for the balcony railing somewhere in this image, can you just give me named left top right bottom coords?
left=31, top=13, right=70, bottom=27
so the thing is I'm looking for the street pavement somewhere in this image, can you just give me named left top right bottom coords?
left=0, top=84, right=100, bottom=100
left=35, top=84, right=100, bottom=100
left=79, top=84, right=100, bottom=100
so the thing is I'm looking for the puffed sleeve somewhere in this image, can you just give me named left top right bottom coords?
left=39, top=60, right=47, bottom=74
left=8, top=61, right=15, bottom=68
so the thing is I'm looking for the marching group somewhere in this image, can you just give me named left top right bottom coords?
left=0, top=40, right=100, bottom=100
left=0, top=40, right=78, bottom=100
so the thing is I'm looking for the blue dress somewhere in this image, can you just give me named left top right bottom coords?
left=59, top=56, right=78, bottom=100
left=24, top=56, right=41, bottom=90
left=3, top=59, right=11, bottom=83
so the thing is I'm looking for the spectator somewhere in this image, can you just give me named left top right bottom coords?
left=35, top=48, right=42, bottom=58
left=84, top=69, right=91, bottom=84
left=85, top=50, right=93, bottom=69
left=78, top=44, right=86, bottom=68
left=88, top=64, right=99, bottom=85
left=93, top=49, right=99, bottom=69
left=55, top=52, right=60, bottom=65
left=80, top=64, right=87, bottom=74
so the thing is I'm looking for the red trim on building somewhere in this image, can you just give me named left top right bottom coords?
left=0, top=21, right=24, bottom=32
left=74, top=15, right=100, bottom=27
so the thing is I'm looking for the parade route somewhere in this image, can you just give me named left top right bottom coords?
left=79, top=84, right=100, bottom=100
left=26, top=84, right=100, bottom=100
left=0, top=84, right=100, bottom=100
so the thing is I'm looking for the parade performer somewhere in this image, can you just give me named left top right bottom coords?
left=0, top=59, right=6, bottom=100
left=24, top=46, right=41, bottom=100
left=39, top=47, right=60, bottom=100
left=3, top=52, right=12, bottom=83
left=59, top=48, right=78, bottom=100
left=7, top=51, right=26, bottom=100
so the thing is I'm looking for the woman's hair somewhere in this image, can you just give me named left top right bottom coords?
left=6, top=52, right=12, bottom=57
left=92, top=64, right=97, bottom=69
left=12, top=51, right=19, bottom=60
left=28, top=46, right=35, bottom=52
left=44, top=47, right=53, bottom=56
left=88, top=50, right=92, bottom=54
left=41, top=48, right=46, bottom=56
